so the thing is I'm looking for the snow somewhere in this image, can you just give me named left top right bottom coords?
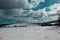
left=0, top=26, right=60, bottom=40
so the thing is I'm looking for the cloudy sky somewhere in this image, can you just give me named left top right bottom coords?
left=0, top=0, right=60, bottom=9
left=0, top=0, right=60, bottom=24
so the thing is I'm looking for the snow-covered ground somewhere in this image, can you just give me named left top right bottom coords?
left=0, top=26, right=60, bottom=40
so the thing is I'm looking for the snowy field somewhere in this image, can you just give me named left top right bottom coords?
left=0, top=26, right=60, bottom=40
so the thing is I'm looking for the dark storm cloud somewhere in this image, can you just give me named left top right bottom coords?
left=0, top=0, right=24, bottom=9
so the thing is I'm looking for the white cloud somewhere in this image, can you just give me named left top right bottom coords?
left=8, top=8, right=48, bottom=22
left=49, top=4, right=60, bottom=10
left=47, top=3, right=60, bottom=15
left=24, top=0, right=45, bottom=8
